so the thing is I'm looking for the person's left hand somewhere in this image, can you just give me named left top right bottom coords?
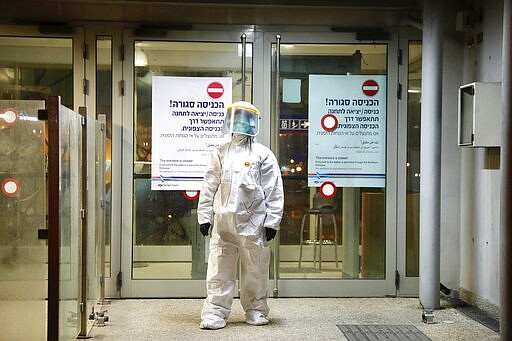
left=200, top=223, right=211, bottom=236
left=265, top=227, right=277, bottom=241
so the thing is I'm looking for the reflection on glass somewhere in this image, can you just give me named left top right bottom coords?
left=0, top=36, right=73, bottom=108
left=0, top=100, right=47, bottom=340
left=133, top=179, right=205, bottom=279
left=274, top=44, right=387, bottom=279
left=59, top=105, right=83, bottom=340
left=96, top=36, right=113, bottom=278
left=406, top=42, right=422, bottom=277
left=132, top=41, right=251, bottom=279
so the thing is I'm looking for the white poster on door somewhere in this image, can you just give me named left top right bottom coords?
left=308, top=74, right=386, bottom=188
left=151, top=76, right=232, bottom=190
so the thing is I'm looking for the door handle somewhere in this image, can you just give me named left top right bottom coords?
left=38, top=229, right=48, bottom=240
left=240, top=33, right=247, bottom=101
left=272, top=34, right=281, bottom=298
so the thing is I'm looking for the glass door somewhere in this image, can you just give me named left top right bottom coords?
left=395, top=35, right=422, bottom=296
left=265, top=31, right=399, bottom=297
left=120, top=28, right=402, bottom=298
left=121, top=30, right=254, bottom=297
left=83, top=25, right=124, bottom=300
left=0, top=100, right=47, bottom=340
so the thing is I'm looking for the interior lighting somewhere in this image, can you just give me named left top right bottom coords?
left=135, top=48, right=148, bottom=67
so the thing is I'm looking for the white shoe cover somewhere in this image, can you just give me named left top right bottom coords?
left=200, top=318, right=227, bottom=330
left=245, top=310, right=269, bottom=326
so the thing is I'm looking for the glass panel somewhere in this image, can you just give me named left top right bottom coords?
left=59, top=105, right=83, bottom=339
left=96, top=36, right=112, bottom=278
left=87, top=117, right=106, bottom=320
left=133, top=41, right=252, bottom=279
left=406, top=42, right=422, bottom=277
left=0, top=36, right=73, bottom=108
left=0, top=100, right=46, bottom=340
left=274, top=44, right=387, bottom=279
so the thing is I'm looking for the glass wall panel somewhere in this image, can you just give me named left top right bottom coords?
left=0, top=37, right=73, bottom=108
left=406, top=42, right=422, bottom=277
left=132, top=41, right=252, bottom=279
left=0, top=100, right=46, bottom=341
left=274, top=44, right=387, bottom=279
left=0, top=35, right=76, bottom=338
left=59, top=105, right=83, bottom=340
left=96, top=36, right=113, bottom=278
left=88, top=116, right=106, bottom=320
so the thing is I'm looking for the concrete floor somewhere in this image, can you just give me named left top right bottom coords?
left=88, top=297, right=500, bottom=340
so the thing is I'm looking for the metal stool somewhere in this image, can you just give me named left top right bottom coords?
left=298, top=194, right=339, bottom=269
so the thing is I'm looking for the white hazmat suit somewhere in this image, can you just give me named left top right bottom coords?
left=197, top=102, right=284, bottom=329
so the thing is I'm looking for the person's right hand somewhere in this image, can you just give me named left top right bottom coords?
left=265, top=227, right=277, bottom=241
left=200, top=223, right=211, bottom=236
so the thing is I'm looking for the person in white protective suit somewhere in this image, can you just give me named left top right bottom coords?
left=197, top=101, right=284, bottom=330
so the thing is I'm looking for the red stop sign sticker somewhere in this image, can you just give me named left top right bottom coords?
left=362, top=79, right=379, bottom=96
left=320, top=114, right=338, bottom=131
left=0, top=108, right=19, bottom=126
left=183, top=190, right=199, bottom=201
left=207, top=82, right=224, bottom=99
left=320, top=181, right=336, bottom=199
left=2, top=178, right=20, bottom=197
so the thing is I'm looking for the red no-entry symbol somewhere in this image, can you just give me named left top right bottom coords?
left=362, top=79, right=379, bottom=97
left=207, top=82, right=224, bottom=99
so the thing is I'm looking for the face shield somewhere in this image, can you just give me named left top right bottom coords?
left=222, top=102, right=261, bottom=137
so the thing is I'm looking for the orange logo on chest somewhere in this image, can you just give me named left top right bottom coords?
left=244, top=162, right=251, bottom=167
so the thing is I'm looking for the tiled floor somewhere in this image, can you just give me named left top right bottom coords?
left=88, top=297, right=500, bottom=340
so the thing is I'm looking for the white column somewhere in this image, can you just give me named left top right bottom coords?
left=419, top=0, right=443, bottom=310
left=500, top=0, right=512, bottom=338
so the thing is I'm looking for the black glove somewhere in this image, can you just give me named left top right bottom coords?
left=200, top=223, right=211, bottom=236
left=265, top=227, right=277, bottom=241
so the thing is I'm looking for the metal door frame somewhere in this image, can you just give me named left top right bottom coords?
left=83, top=24, right=124, bottom=299
left=396, top=31, right=422, bottom=297
left=262, top=30, right=399, bottom=297
left=120, top=28, right=257, bottom=297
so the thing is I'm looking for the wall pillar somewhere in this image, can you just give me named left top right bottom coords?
left=419, top=0, right=443, bottom=311
left=500, top=0, right=512, bottom=338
